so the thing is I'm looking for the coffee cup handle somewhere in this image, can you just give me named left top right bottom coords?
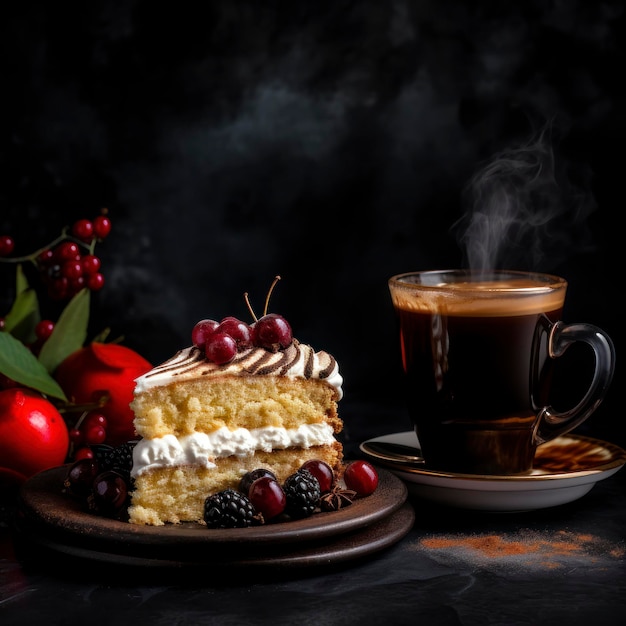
left=533, top=321, right=616, bottom=445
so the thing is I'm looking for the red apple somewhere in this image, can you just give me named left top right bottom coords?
left=0, top=388, right=70, bottom=484
left=54, top=342, right=152, bottom=446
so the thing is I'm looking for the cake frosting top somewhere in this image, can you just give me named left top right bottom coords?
left=134, top=339, right=344, bottom=399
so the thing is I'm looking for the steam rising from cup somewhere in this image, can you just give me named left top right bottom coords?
left=451, top=129, right=597, bottom=272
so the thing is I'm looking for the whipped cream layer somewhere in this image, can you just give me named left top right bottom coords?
left=134, top=339, right=344, bottom=400
left=131, top=423, right=336, bottom=478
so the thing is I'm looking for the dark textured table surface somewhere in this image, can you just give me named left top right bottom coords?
left=1, top=404, right=625, bottom=626
left=1, top=3, right=624, bottom=624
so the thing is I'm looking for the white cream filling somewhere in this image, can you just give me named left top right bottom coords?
left=131, top=423, right=336, bottom=478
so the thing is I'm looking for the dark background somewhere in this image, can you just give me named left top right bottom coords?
left=1, top=1, right=623, bottom=446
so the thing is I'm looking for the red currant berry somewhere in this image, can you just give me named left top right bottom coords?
left=93, top=214, right=112, bottom=239
left=69, top=427, right=83, bottom=445
left=34, top=319, right=55, bottom=341
left=301, top=459, right=334, bottom=493
left=81, top=254, right=101, bottom=275
left=83, top=424, right=107, bottom=445
left=69, top=275, right=86, bottom=293
left=217, top=317, right=252, bottom=348
left=343, top=460, right=379, bottom=496
left=83, top=411, right=108, bottom=430
left=74, top=446, right=95, bottom=461
left=191, top=319, right=219, bottom=348
left=248, top=476, right=286, bottom=521
left=47, top=277, right=69, bottom=300
left=0, top=235, right=15, bottom=257
left=252, top=314, right=293, bottom=351
left=72, top=219, right=94, bottom=242
left=54, top=241, right=80, bottom=262
left=205, top=332, right=237, bottom=364
left=37, top=248, right=55, bottom=265
left=61, top=260, right=83, bottom=280
left=87, top=272, right=105, bottom=291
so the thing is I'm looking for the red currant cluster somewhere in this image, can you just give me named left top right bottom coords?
left=192, top=276, right=293, bottom=364
left=68, top=410, right=110, bottom=461
left=0, top=209, right=111, bottom=302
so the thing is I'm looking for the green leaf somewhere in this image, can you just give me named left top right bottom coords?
left=0, top=331, right=68, bottom=400
left=3, top=275, right=40, bottom=345
left=16, top=263, right=29, bottom=295
left=3, top=265, right=40, bottom=343
left=38, top=288, right=90, bottom=374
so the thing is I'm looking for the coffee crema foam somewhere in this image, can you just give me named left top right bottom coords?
left=391, top=279, right=566, bottom=316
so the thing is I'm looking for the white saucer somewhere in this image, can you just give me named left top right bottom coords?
left=359, top=431, right=626, bottom=512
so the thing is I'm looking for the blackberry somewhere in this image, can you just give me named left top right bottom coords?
left=90, top=441, right=137, bottom=482
left=203, top=489, right=259, bottom=529
left=102, top=441, right=137, bottom=481
left=91, top=444, right=114, bottom=469
left=283, top=469, right=321, bottom=519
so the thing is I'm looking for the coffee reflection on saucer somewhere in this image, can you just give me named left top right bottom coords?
left=533, top=435, right=621, bottom=473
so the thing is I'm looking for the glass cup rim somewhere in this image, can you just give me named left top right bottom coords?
left=389, top=269, right=567, bottom=294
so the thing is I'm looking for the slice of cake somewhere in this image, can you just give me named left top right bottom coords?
left=127, top=297, right=344, bottom=526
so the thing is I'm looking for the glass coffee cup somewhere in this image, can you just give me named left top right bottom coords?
left=388, top=270, right=615, bottom=475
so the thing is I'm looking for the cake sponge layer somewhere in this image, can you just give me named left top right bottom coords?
left=127, top=442, right=343, bottom=525
left=131, top=376, right=341, bottom=439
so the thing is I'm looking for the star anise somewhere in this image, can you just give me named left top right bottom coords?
left=319, top=485, right=357, bottom=512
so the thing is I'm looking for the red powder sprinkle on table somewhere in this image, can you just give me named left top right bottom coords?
left=416, top=530, right=625, bottom=570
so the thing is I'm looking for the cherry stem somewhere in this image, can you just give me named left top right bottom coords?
left=244, top=292, right=257, bottom=322
left=264, top=275, right=281, bottom=316
left=244, top=275, right=281, bottom=321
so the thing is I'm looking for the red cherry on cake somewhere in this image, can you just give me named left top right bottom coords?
left=252, top=313, right=293, bottom=351
left=205, top=332, right=238, bottom=364
left=196, top=276, right=293, bottom=363
left=243, top=276, right=293, bottom=351
left=217, top=317, right=252, bottom=348
left=192, top=319, right=219, bottom=347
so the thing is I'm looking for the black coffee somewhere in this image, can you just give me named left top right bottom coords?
left=390, top=275, right=566, bottom=474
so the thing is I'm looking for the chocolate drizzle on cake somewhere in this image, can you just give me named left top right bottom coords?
left=317, top=354, right=338, bottom=380
left=241, top=346, right=279, bottom=375
left=134, top=339, right=343, bottom=400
